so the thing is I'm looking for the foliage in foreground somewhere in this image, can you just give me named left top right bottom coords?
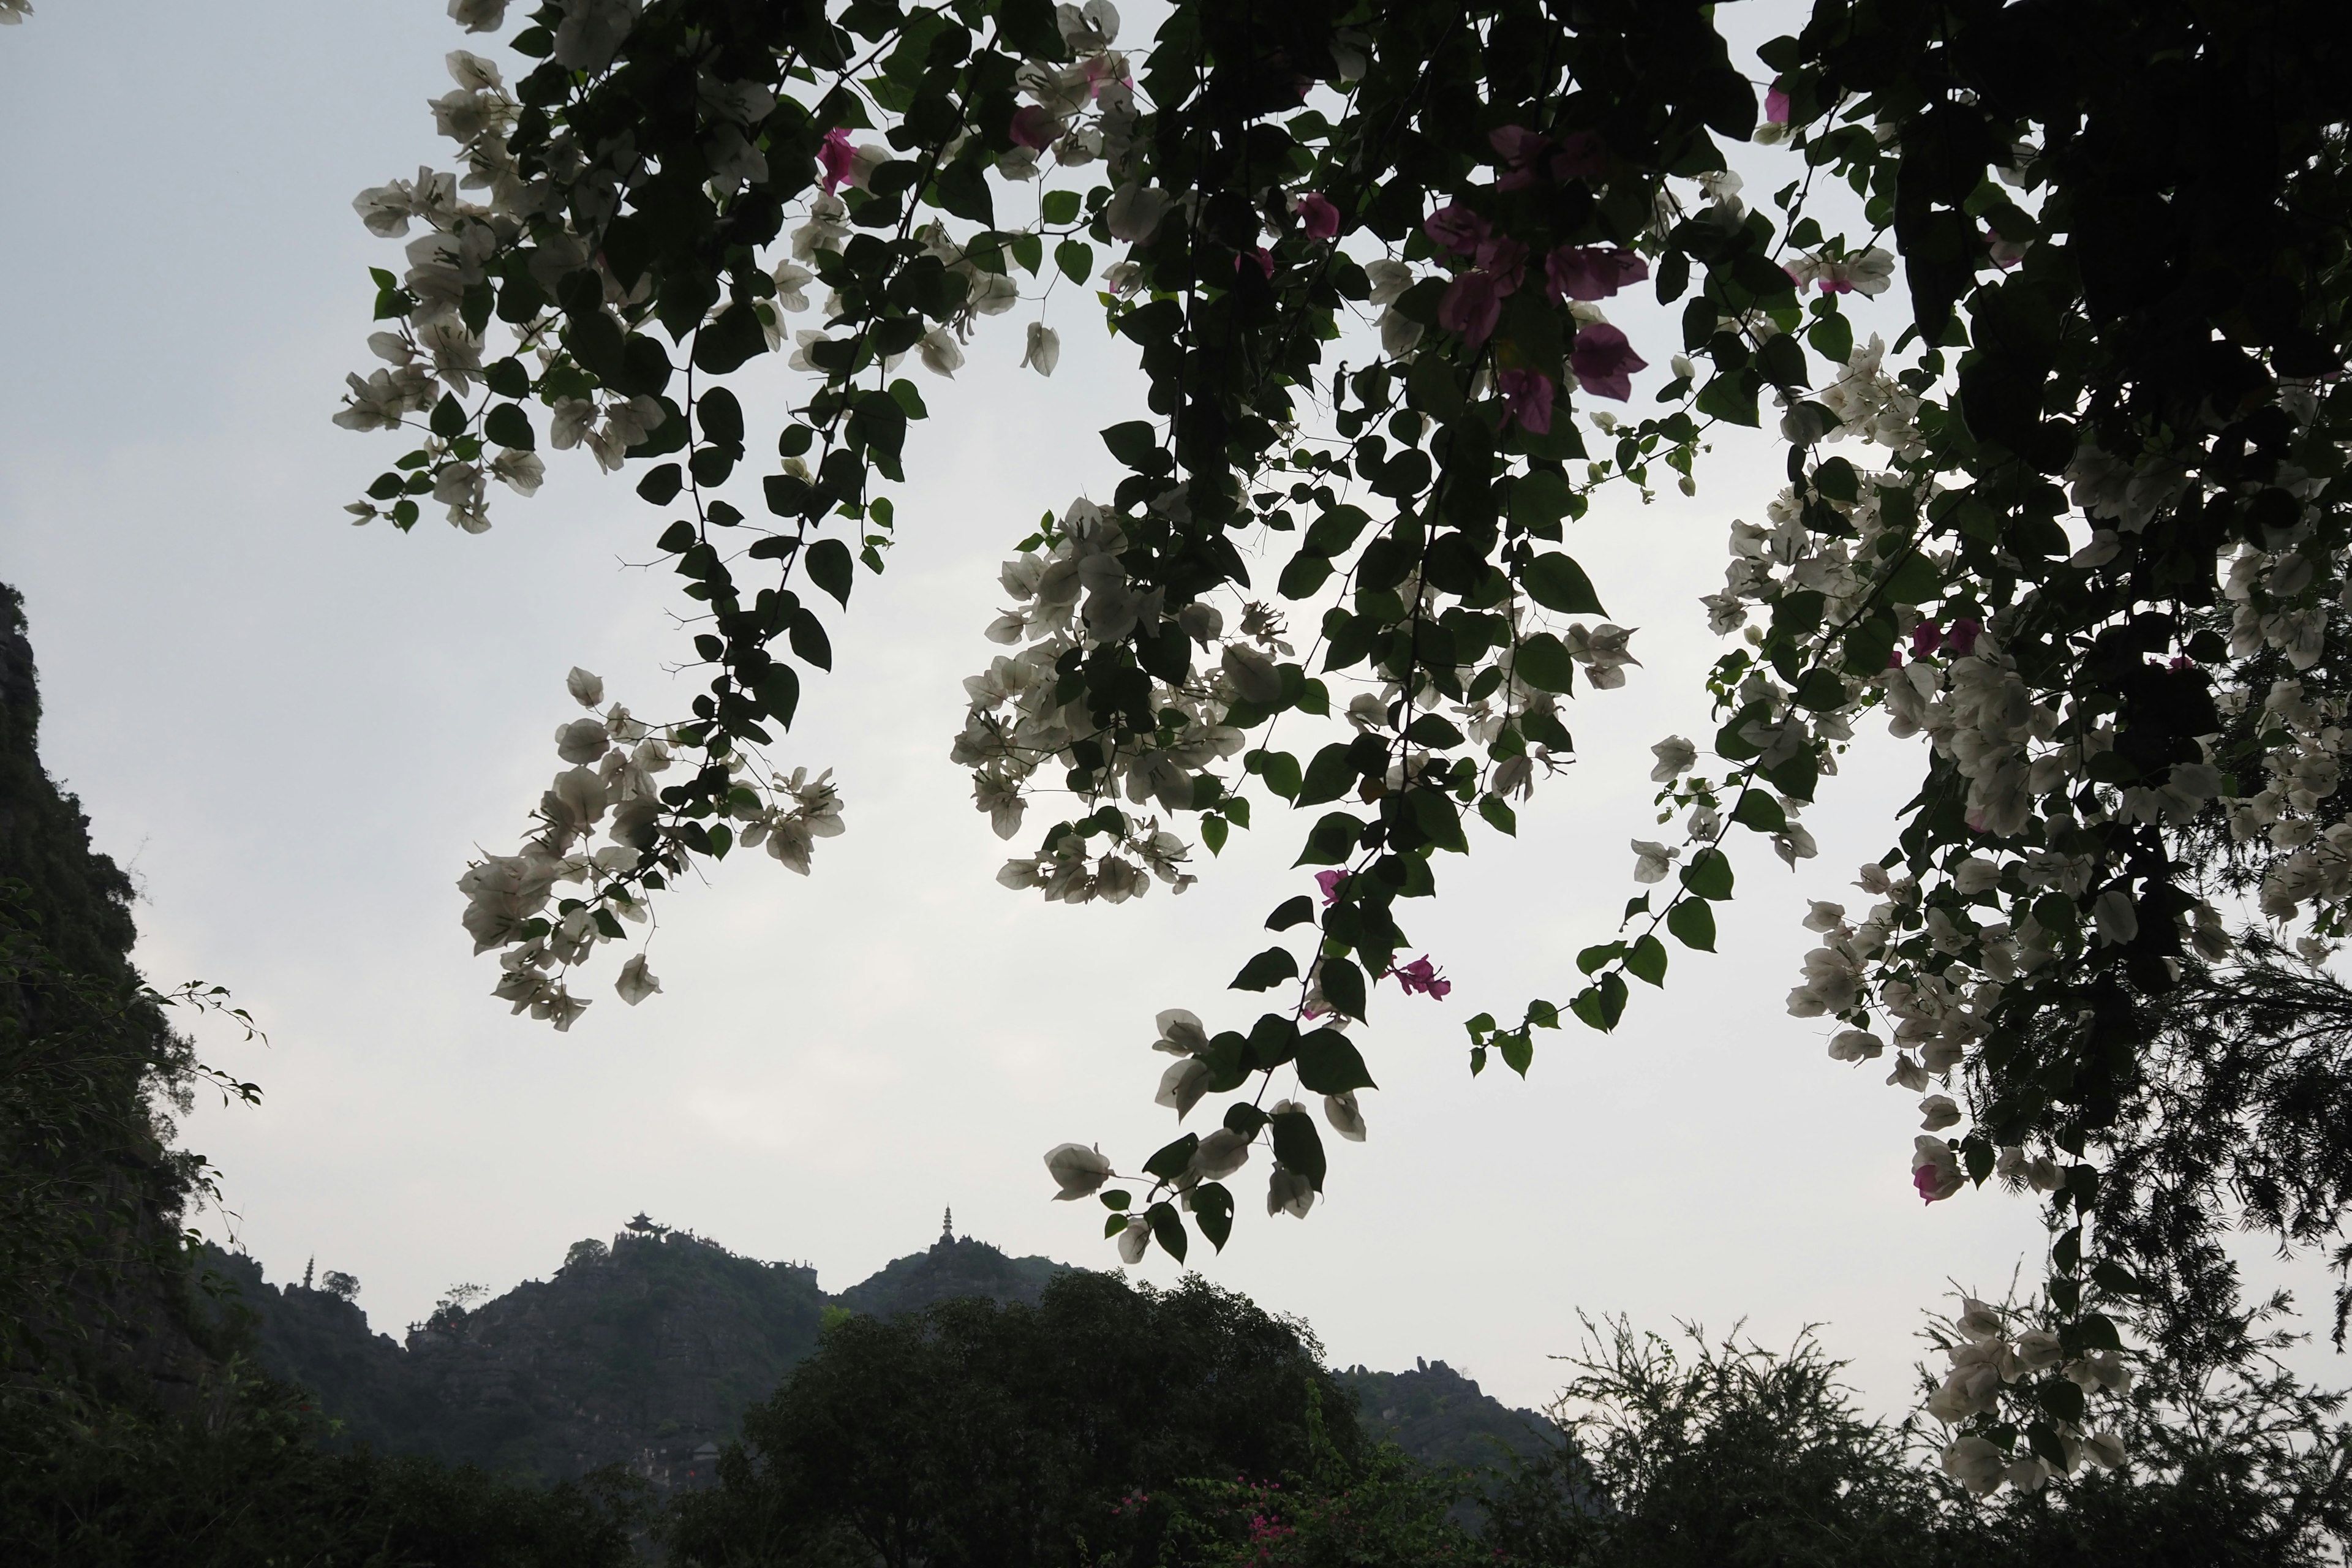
left=0, top=1371, right=649, bottom=1568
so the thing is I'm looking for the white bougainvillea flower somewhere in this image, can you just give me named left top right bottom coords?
left=1630, top=840, right=1678, bottom=883
left=2084, top=1432, right=2127, bottom=1470
left=1221, top=644, right=1283, bottom=706
left=1648, top=736, right=1696, bottom=782
left=1155, top=1057, right=1212, bottom=1120
left=1912, top=1136, right=1964, bottom=1202
left=1105, top=183, right=1171, bottom=243
left=1191, top=1128, right=1250, bottom=1180
left=1323, top=1091, right=1366, bottom=1142
left=1044, top=1142, right=1114, bottom=1200
left=448, top=0, right=508, bottom=32
left=1115, top=1213, right=1150, bottom=1264
left=1941, top=1436, right=2007, bottom=1496
left=1021, top=322, right=1061, bottom=377
left=1268, top=1167, right=1314, bottom=1218
left=491, top=450, right=545, bottom=496
left=567, top=667, right=605, bottom=709
left=1918, top=1095, right=1962, bottom=1131
left=1827, top=1029, right=1883, bottom=1061
left=918, top=326, right=964, bottom=377
left=1153, top=1008, right=1208, bottom=1056
left=614, top=954, right=661, bottom=1006
left=554, top=717, right=611, bottom=765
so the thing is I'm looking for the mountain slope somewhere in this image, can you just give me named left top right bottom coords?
left=230, top=1219, right=1551, bottom=1489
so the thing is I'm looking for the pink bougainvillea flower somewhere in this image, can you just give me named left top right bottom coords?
left=1474, top=233, right=1529, bottom=283
left=1943, top=617, right=1982, bottom=655
left=1498, top=368, right=1555, bottom=435
left=1913, top=1164, right=1948, bottom=1203
left=1392, top=955, right=1452, bottom=1000
left=817, top=127, right=855, bottom=192
left=1423, top=202, right=1490, bottom=257
left=1315, top=869, right=1347, bottom=904
left=1438, top=271, right=1507, bottom=345
left=1294, top=191, right=1340, bottom=239
left=1008, top=105, right=1059, bottom=152
left=1910, top=619, right=1944, bottom=657
left=1545, top=244, right=1649, bottom=302
left=1083, top=53, right=1131, bottom=98
left=1489, top=124, right=1555, bottom=190
left=1235, top=246, right=1274, bottom=280
left=1765, top=86, right=1791, bottom=125
left=1551, top=130, right=1607, bottom=180
left=1568, top=322, right=1646, bottom=401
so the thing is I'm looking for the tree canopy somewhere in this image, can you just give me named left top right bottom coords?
left=333, top=0, right=2352, bottom=1497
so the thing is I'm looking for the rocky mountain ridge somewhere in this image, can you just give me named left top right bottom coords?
left=218, top=1216, right=1554, bottom=1490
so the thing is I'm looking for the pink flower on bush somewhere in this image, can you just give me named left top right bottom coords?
left=1489, top=124, right=1552, bottom=190
left=1498, top=368, right=1555, bottom=434
left=1765, top=86, right=1791, bottom=125
left=817, top=127, right=855, bottom=192
left=1392, top=955, right=1452, bottom=999
left=1553, top=130, right=1607, bottom=179
left=1569, top=322, right=1646, bottom=401
left=1316, top=870, right=1347, bottom=904
left=1912, top=1164, right=1949, bottom=1203
left=1439, top=270, right=1509, bottom=344
left=1546, top=244, right=1649, bottom=302
left=1237, top=247, right=1273, bottom=279
left=1294, top=191, right=1340, bottom=239
left=1943, top=617, right=1981, bottom=656
left=1009, top=105, right=1058, bottom=151
left=1423, top=202, right=1490, bottom=257
left=1474, top=233, right=1528, bottom=279
left=1910, top=619, right=1943, bottom=657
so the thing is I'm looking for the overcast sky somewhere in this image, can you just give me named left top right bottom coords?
left=2, top=2, right=2336, bottom=1419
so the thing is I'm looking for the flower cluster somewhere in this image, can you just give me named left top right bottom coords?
left=456, top=667, right=843, bottom=1028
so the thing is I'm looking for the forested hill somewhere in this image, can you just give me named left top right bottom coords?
left=218, top=1219, right=1555, bottom=1488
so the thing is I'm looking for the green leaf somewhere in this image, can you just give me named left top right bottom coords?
left=1144, top=1134, right=1198, bottom=1182
left=1626, top=934, right=1668, bottom=987
left=483, top=402, right=535, bottom=451
left=1499, top=1032, right=1533, bottom=1076
left=1099, top=1189, right=1130, bottom=1212
left=1146, top=1200, right=1188, bottom=1263
left=1808, top=310, right=1853, bottom=366
left=1270, top=1108, right=1327, bottom=1189
left=1055, top=238, right=1095, bottom=284
left=788, top=611, right=833, bottom=670
left=756, top=666, right=802, bottom=728
left=1320, top=956, right=1367, bottom=1021
left=1731, top=791, right=1788, bottom=834
left=1508, top=469, right=1575, bottom=532
left=1192, top=1183, right=1234, bottom=1251
left=429, top=393, right=466, bottom=438
left=1578, top=941, right=1625, bottom=975
left=1041, top=189, right=1081, bottom=225
left=1513, top=633, right=1577, bottom=693
left=1231, top=946, right=1300, bottom=992
left=1479, top=795, right=1517, bottom=835
left=1295, top=1028, right=1377, bottom=1093
left=805, top=538, right=854, bottom=606
left=1297, top=744, right=1358, bottom=807
left=1681, top=848, right=1735, bottom=900
left=1265, top=895, right=1316, bottom=931
left=1101, top=420, right=1159, bottom=469
left=1880, top=551, right=1943, bottom=607
left=1523, top=553, right=1606, bottom=615
left=637, top=464, right=683, bottom=505
left=1294, top=812, right=1363, bottom=867
left=1257, top=750, right=1302, bottom=801
left=1202, top=815, right=1229, bottom=855
left=1666, top=897, right=1717, bottom=952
